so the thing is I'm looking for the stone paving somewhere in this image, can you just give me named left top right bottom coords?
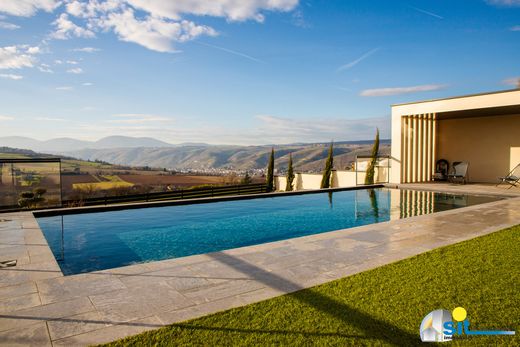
left=1, top=185, right=520, bottom=346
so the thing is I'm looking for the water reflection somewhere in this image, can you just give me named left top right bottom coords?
left=368, top=189, right=379, bottom=222
left=395, top=189, right=501, bottom=220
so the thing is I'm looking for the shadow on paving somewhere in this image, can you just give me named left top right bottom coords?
left=191, top=252, right=422, bottom=346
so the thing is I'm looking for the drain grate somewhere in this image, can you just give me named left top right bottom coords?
left=0, top=260, right=17, bottom=268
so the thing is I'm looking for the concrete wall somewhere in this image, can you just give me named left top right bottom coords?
left=275, top=170, right=357, bottom=191
left=333, top=170, right=357, bottom=188
left=436, top=114, right=520, bottom=182
left=274, top=169, right=388, bottom=191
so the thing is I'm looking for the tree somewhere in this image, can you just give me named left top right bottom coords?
left=266, top=148, right=275, bottom=192
left=285, top=153, right=295, bottom=191
left=18, top=188, right=47, bottom=209
left=241, top=171, right=252, bottom=185
left=221, top=173, right=240, bottom=185
left=320, top=142, right=334, bottom=189
left=365, top=128, right=380, bottom=185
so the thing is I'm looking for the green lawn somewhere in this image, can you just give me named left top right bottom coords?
left=102, top=226, right=519, bottom=346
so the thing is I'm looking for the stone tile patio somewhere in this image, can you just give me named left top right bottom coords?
left=1, top=186, right=520, bottom=346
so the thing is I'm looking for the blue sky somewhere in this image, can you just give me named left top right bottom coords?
left=0, top=0, right=519, bottom=145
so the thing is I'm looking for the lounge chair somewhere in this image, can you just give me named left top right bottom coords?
left=497, top=164, right=520, bottom=189
left=448, top=162, right=469, bottom=184
left=433, top=159, right=449, bottom=181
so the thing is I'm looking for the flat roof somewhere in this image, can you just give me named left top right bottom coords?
left=392, top=88, right=520, bottom=107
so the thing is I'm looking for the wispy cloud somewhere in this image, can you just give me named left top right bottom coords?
left=34, top=117, right=68, bottom=122
left=72, top=47, right=100, bottom=53
left=252, top=114, right=389, bottom=144
left=0, top=21, right=20, bottom=30
left=196, top=41, right=265, bottom=64
left=108, top=114, right=173, bottom=124
left=56, top=86, right=73, bottom=91
left=38, top=64, right=53, bottom=73
left=410, top=6, right=444, bottom=19
left=486, top=0, right=520, bottom=7
left=69, top=114, right=389, bottom=145
left=0, top=115, right=14, bottom=121
left=510, top=25, right=520, bottom=31
left=67, top=67, right=83, bottom=74
left=503, top=76, right=520, bottom=86
left=291, top=10, right=309, bottom=28
left=82, top=82, right=93, bottom=86
left=337, top=48, right=379, bottom=72
left=360, top=84, right=447, bottom=97
left=0, top=73, right=23, bottom=80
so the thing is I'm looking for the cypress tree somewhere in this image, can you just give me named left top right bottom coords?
left=266, top=148, right=275, bottom=192
left=241, top=172, right=252, bottom=185
left=320, top=142, right=334, bottom=189
left=365, top=128, right=380, bottom=185
left=286, top=153, right=295, bottom=191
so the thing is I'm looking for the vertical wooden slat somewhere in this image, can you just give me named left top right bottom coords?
left=425, top=114, right=431, bottom=181
left=417, top=116, right=421, bottom=183
left=432, top=113, right=437, bottom=177
left=410, top=116, right=416, bottom=182
left=407, top=117, right=413, bottom=183
left=401, top=117, right=407, bottom=183
left=421, top=116, right=427, bottom=182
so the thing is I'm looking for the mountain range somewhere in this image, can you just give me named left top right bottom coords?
left=0, top=136, right=390, bottom=172
left=0, top=136, right=175, bottom=152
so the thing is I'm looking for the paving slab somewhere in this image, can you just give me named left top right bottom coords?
left=0, top=186, right=519, bottom=346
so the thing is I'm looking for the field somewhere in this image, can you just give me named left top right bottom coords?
left=118, top=174, right=225, bottom=187
left=1, top=151, right=240, bottom=204
left=72, top=175, right=134, bottom=191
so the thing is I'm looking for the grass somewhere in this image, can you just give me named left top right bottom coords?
left=102, top=226, right=519, bottom=346
left=61, top=159, right=113, bottom=169
left=0, top=153, right=30, bottom=158
left=73, top=175, right=134, bottom=190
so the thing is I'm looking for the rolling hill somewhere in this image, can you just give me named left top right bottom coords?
left=0, top=136, right=174, bottom=152
left=66, top=141, right=390, bottom=172
left=0, top=136, right=390, bottom=172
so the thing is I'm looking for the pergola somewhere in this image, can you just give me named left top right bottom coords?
left=390, top=89, right=520, bottom=184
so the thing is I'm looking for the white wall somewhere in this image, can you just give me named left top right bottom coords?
left=332, top=171, right=357, bottom=188
left=275, top=170, right=362, bottom=191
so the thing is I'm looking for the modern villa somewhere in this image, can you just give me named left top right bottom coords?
left=0, top=89, right=519, bottom=346
left=390, top=88, right=520, bottom=184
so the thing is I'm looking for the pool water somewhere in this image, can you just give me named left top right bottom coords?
left=37, top=188, right=501, bottom=275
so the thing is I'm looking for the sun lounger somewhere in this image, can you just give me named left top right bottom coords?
left=448, top=162, right=469, bottom=184
left=497, top=164, right=520, bottom=189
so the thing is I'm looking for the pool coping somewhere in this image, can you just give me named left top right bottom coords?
left=1, top=187, right=520, bottom=346
left=33, top=184, right=385, bottom=217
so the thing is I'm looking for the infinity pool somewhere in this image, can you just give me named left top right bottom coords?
left=37, top=188, right=501, bottom=275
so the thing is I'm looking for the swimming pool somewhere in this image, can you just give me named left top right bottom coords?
left=36, top=188, right=501, bottom=275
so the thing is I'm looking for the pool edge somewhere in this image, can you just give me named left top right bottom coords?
left=33, top=184, right=385, bottom=217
